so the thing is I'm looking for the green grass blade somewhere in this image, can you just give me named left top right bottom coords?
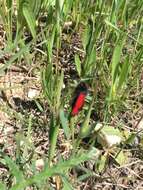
left=0, top=44, right=30, bottom=75
left=82, top=22, right=92, bottom=51
left=111, top=35, right=126, bottom=83
left=5, top=156, right=25, bottom=188
left=49, top=114, right=59, bottom=164
left=56, top=70, right=64, bottom=110
left=117, top=56, right=130, bottom=90
left=105, top=19, right=120, bottom=32
left=10, top=149, right=96, bottom=189
left=110, top=0, right=118, bottom=25
left=86, top=44, right=96, bottom=75
left=74, top=54, right=81, bottom=76
left=60, top=109, right=71, bottom=140
left=0, top=182, right=6, bottom=190
left=31, top=0, right=42, bottom=18
left=62, top=175, right=74, bottom=190
left=79, top=101, right=93, bottom=138
left=22, top=2, right=36, bottom=38
left=47, top=26, right=56, bottom=62
left=42, top=64, right=53, bottom=107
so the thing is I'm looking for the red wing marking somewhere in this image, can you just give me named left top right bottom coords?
left=71, top=93, right=86, bottom=116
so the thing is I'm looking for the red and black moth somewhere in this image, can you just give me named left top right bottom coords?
left=71, top=82, right=88, bottom=116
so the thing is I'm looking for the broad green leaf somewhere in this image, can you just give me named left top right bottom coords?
left=74, top=54, right=81, bottom=76
left=97, top=154, right=107, bottom=173
left=125, top=133, right=137, bottom=144
left=60, top=109, right=71, bottom=140
left=101, top=125, right=123, bottom=137
left=115, top=150, right=127, bottom=165
left=97, top=125, right=123, bottom=147
left=79, top=103, right=93, bottom=138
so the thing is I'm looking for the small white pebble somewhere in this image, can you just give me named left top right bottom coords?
left=28, top=89, right=39, bottom=99
left=105, top=135, right=122, bottom=147
left=94, top=123, right=103, bottom=131
left=138, top=119, right=143, bottom=129
left=20, top=140, right=24, bottom=146
left=5, top=126, right=14, bottom=135
left=62, top=83, right=65, bottom=89
left=64, top=21, right=73, bottom=28
left=0, top=137, right=4, bottom=144
left=35, top=159, right=44, bottom=171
